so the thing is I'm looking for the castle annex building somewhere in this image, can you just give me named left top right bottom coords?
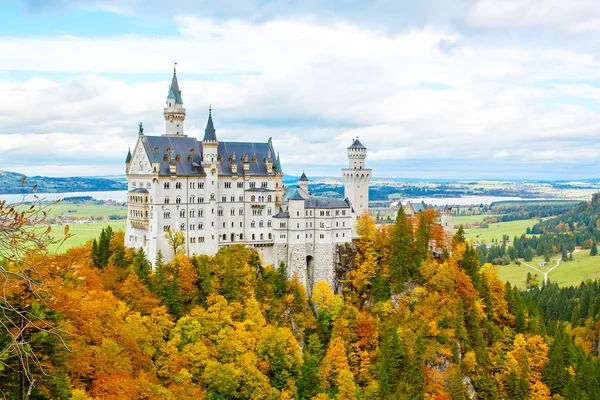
left=124, top=68, right=371, bottom=291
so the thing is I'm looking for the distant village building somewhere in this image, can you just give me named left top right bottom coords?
left=124, top=67, right=371, bottom=291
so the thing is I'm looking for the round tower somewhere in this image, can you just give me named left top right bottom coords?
left=341, top=137, right=372, bottom=219
left=440, top=206, right=453, bottom=240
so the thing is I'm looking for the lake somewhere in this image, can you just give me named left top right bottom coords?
left=1, top=190, right=544, bottom=206
left=0, top=190, right=128, bottom=204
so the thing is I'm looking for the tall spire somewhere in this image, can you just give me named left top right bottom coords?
left=203, top=106, right=218, bottom=142
left=168, top=62, right=183, bottom=105
left=275, top=153, right=283, bottom=174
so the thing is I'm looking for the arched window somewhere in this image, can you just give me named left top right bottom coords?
left=180, top=209, right=185, bottom=218
left=252, top=234, right=255, bottom=240
left=268, top=233, right=272, bottom=239
left=211, top=193, right=215, bottom=200
left=240, top=233, right=244, bottom=240
left=260, top=233, right=264, bottom=240
left=268, top=195, right=272, bottom=202
left=164, top=182, right=170, bottom=189
left=223, top=234, right=227, bottom=240
left=190, top=209, right=195, bottom=218
left=199, top=223, right=203, bottom=229
left=199, top=197, right=204, bottom=203
left=165, top=197, right=170, bottom=204
left=267, top=220, right=272, bottom=227
left=222, top=195, right=227, bottom=202
left=268, top=208, right=272, bottom=215
left=251, top=221, right=256, bottom=228
left=199, top=209, right=203, bottom=217
left=239, top=208, right=244, bottom=215
left=231, top=208, right=235, bottom=216
left=190, top=195, right=195, bottom=203
left=176, top=196, right=181, bottom=204
left=259, top=221, right=264, bottom=228
left=251, top=195, right=256, bottom=202
left=180, top=223, right=185, bottom=231
left=164, top=211, right=171, bottom=219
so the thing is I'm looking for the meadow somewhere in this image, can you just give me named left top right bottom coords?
left=496, top=251, right=600, bottom=289
left=463, top=219, right=537, bottom=243
left=31, top=201, right=127, bottom=218
left=47, top=220, right=126, bottom=253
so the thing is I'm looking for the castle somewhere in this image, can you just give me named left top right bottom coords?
left=124, top=67, right=371, bottom=291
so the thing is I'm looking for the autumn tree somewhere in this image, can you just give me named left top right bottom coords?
left=165, top=229, right=185, bottom=256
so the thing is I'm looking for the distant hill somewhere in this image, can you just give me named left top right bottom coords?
left=0, top=171, right=127, bottom=195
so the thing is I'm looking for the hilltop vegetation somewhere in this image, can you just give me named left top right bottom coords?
left=2, top=201, right=600, bottom=399
left=0, top=170, right=126, bottom=194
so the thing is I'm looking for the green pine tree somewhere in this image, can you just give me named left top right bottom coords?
left=590, top=238, right=598, bottom=256
left=389, top=206, right=415, bottom=291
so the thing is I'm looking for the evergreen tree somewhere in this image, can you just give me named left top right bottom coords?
left=91, top=238, right=101, bottom=269
left=590, top=238, right=598, bottom=256
left=449, top=368, right=468, bottom=400
left=459, top=245, right=480, bottom=290
left=407, top=337, right=425, bottom=400
left=372, top=271, right=391, bottom=302
left=524, top=246, right=534, bottom=262
left=414, top=213, right=429, bottom=272
left=389, top=206, right=415, bottom=290
left=132, top=247, right=151, bottom=285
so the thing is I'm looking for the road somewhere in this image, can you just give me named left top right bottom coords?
left=521, top=258, right=561, bottom=285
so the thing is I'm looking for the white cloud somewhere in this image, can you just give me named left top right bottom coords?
left=3, top=10, right=600, bottom=179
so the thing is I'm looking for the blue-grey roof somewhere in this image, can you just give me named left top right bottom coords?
left=304, top=198, right=350, bottom=209
left=125, top=148, right=132, bottom=163
left=203, top=110, right=217, bottom=142
left=169, top=70, right=183, bottom=105
left=348, top=138, right=366, bottom=149
left=130, top=188, right=149, bottom=193
left=141, top=135, right=276, bottom=177
left=273, top=211, right=289, bottom=218
left=246, top=188, right=275, bottom=192
left=299, top=172, right=309, bottom=182
left=284, top=187, right=306, bottom=201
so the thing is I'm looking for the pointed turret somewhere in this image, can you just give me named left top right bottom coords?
left=168, top=65, right=183, bottom=105
left=275, top=153, right=283, bottom=175
left=203, top=107, right=218, bottom=142
left=299, top=172, right=308, bottom=181
left=125, top=148, right=132, bottom=164
left=298, top=171, right=309, bottom=197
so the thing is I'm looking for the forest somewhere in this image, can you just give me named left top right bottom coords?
left=1, top=199, right=600, bottom=399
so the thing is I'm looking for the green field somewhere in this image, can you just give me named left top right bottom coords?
left=47, top=220, right=126, bottom=252
left=453, top=214, right=503, bottom=227
left=496, top=251, right=600, bottom=289
left=463, top=219, right=537, bottom=243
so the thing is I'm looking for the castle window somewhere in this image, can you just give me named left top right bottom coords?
left=336, top=222, right=339, bottom=227
left=269, top=233, right=272, bottom=239
left=164, top=155, right=169, bottom=161
left=260, top=233, right=264, bottom=240
left=260, top=221, right=264, bottom=228
left=240, top=222, right=243, bottom=227
left=262, top=182, right=267, bottom=188
left=335, top=210, right=339, bottom=216
left=222, top=195, right=227, bottom=202
left=211, top=193, right=215, bottom=200
left=165, top=197, right=170, bottom=204
left=267, top=195, right=272, bottom=202
left=164, top=182, right=170, bottom=189
left=239, top=195, right=243, bottom=202
left=320, top=222, right=324, bottom=228
left=199, top=182, right=204, bottom=189
left=190, top=210, right=195, bottom=218
left=190, top=182, right=195, bottom=189
left=190, top=224, right=195, bottom=231
left=280, top=222, right=286, bottom=228
left=252, top=156, right=257, bottom=162
left=199, top=237, right=205, bottom=243
left=320, top=234, right=325, bottom=239
left=343, top=222, right=346, bottom=227
left=249, top=182, right=256, bottom=188
left=218, top=208, right=223, bottom=216
left=199, top=223, right=203, bottom=229
left=176, top=196, right=181, bottom=204
left=190, top=196, right=195, bottom=203
left=231, top=208, right=235, bottom=216
left=342, top=210, right=346, bottom=215
left=230, top=196, right=235, bottom=202
left=297, top=223, right=300, bottom=228
left=199, top=209, right=203, bottom=217
left=180, top=223, right=185, bottom=231
left=223, top=234, right=226, bottom=240
left=225, top=182, right=231, bottom=189
left=297, top=211, right=299, bottom=217
left=251, top=221, right=256, bottom=228
left=237, top=182, right=244, bottom=188
left=199, top=197, right=204, bottom=203
left=297, top=235, right=299, bottom=239
left=218, top=156, right=222, bottom=162
left=176, top=182, right=181, bottom=189
left=223, top=222, right=226, bottom=228
left=267, top=221, right=271, bottom=227
left=240, top=233, right=244, bottom=240
left=336, top=233, right=339, bottom=238
left=164, top=211, right=171, bottom=219
left=268, top=208, right=272, bottom=215
left=239, top=208, right=244, bottom=215
left=252, top=234, right=255, bottom=240
left=163, top=225, right=171, bottom=231
left=251, top=195, right=256, bottom=202
left=320, top=211, right=324, bottom=216
left=180, top=210, right=185, bottom=218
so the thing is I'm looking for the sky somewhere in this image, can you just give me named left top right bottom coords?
left=2, top=1, right=600, bottom=180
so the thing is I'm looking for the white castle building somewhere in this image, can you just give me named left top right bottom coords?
left=124, top=67, right=371, bottom=291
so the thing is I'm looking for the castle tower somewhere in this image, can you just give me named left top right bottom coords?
left=298, top=172, right=309, bottom=197
left=440, top=206, right=453, bottom=243
left=202, top=107, right=220, bottom=255
left=274, top=153, right=284, bottom=207
left=163, top=64, right=187, bottom=137
left=341, top=138, right=371, bottom=217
